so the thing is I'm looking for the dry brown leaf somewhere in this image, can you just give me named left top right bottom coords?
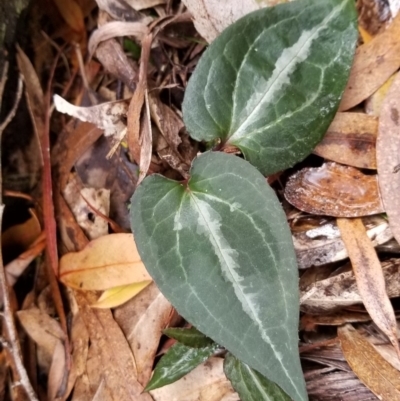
left=127, top=34, right=152, bottom=165
left=114, top=283, right=174, bottom=385
left=338, top=324, right=400, bottom=400
left=17, top=307, right=65, bottom=371
left=95, top=39, right=138, bottom=91
left=301, top=311, right=371, bottom=331
left=300, top=258, right=400, bottom=314
left=285, top=162, right=384, bottom=217
left=337, top=218, right=400, bottom=357
left=377, top=71, right=400, bottom=246
left=150, top=357, right=238, bottom=401
left=88, top=20, right=151, bottom=56
left=339, top=13, right=400, bottom=111
left=313, top=112, right=378, bottom=169
left=137, top=90, right=153, bottom=185
left=59, top=233, right=151, bottom=290
left=74, top=291, right=153, bottom=400
left=47, top=340, right=67, bottom=401
left=294, top=216, right=392, bottom=269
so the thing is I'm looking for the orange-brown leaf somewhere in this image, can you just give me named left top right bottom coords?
left=285, top=163, right=384, bottom=217
left=338, top=324, right=400, bottom=400
left=337, top=218, right=400, bottom=357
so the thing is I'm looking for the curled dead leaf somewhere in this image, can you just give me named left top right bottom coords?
left=285, top=162, right=384, bottom=217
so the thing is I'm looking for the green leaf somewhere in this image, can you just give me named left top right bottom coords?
left=131, top=152, right=307, bottom=401
left=163, top=327, right=215, bottom=348
left=182, top=0, right=357, bottom=175
left=224, top=353, right=291, bottom=401
left=145, top=342, right=219, bottom=391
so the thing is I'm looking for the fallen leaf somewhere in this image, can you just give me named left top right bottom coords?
left=301, top=310, right=371, bottom=331
left=181, top=0, right=257, bottom=42
left=59, top=233, right=151, bottom=290
left=376, top=71, right=400, bottom=246
left=339, top=12, right=400, bottom=111
left=53, top=95, right=129, bottom=138
left=300, top=258, right=400, bottom=314
left=365, top=73, right=396, bottom=116
left=114, top=283, right=174, bottom=386
left=313, top=112, right=378, bottom=169
left=53, top=0, right=85, bottom=34
left=338, top=324, right=400, bottom=400
left=17, top=307, right=65, bottom=371
left=337, top=218, right=400, bottom=357
left=91, top=281, right=152, bottom=308
left=74, top=291, right=153, bottom=400
left=293, top=215, right=392, bottom=269
left=88, top=20, right=150, bottom=56
left=150, top=357, right=238, bottom=401
left=47, top=339, right=66, bottom=401
left=285, top=163, right=384, bottom=217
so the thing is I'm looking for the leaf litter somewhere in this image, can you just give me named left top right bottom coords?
left=2, top=0, right=400, bottom=400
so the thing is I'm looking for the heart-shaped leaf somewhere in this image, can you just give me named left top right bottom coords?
left=182, top=0, right=357, bottom=175
left=131, top=152, right=306, bottom=401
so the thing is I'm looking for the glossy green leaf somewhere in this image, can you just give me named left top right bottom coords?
left=131, top=152, right=307, bottom=401
left=182, top=0, right=357, bottom=175
left=224, top=353, right=291, bottom=401
left=145, top=342, right=219, bottom=391
left=163, top=327, right=215, bottom=348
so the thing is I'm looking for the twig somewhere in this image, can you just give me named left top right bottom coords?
left=0, top=63, right=39, bottom=400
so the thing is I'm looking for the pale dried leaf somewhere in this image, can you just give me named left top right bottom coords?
left=377, top=71, right=400, bottom=245
left=17, top=307, right=65, bottom=371
left=337, top=218, right=400, bottom=356
left=339, top=13, right=400, bottom=111
left=150, top=357, right=238, bottom=401
left=114, top=283, right=173, bottom=385
left=91, top=281, right=152, bottom=308
left=313, top=112, right=378, bottom=169
left=365, top=74, right=396, bottom=116
left=181, top=0, right=257, bottom=42
left=338, top=324, right=400, bottom=400
left=53, top=95, right=128, bottom=137
left=138, top=90, right=152, bottom=185
left=88, top=20, right=151, bottom=56
left=389, top=0, right=400, bottom=17
left=285, top=163, right=384, bottom=217
left=47, top=340, right=66, bottom=401
left=294, top=216, right=392, bottom=269
left=59, top=233, right=151, bottom=290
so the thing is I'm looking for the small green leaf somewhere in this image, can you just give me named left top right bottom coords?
left=224, top=353, right=291, bottom=401
left=131, top=152, right=307, bottom=401
left=182, top=0, right=357, bottom=175
left=145, top=342, right=219, bottom=391
left=163, top=327, right=215, bottom=348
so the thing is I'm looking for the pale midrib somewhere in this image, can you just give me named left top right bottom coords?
left=189, top=193, right=295, bottom=392
left=229, top=2, right=344, bottom=143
